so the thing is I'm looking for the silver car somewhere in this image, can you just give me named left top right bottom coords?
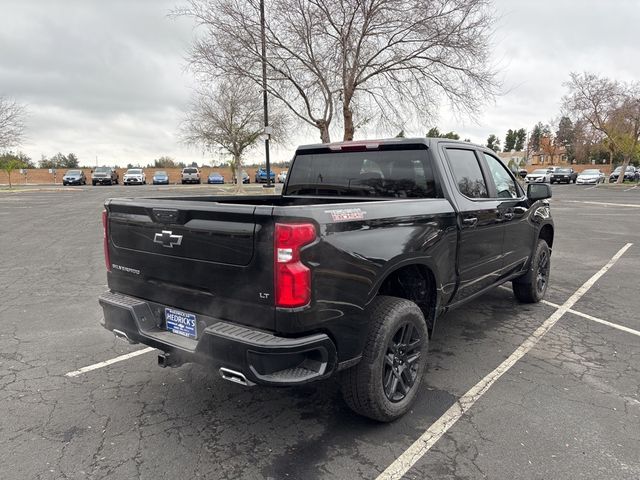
left=576, top=169, right=605, bottom=184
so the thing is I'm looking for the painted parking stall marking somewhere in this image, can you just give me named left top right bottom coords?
left=65, top=347, right=155, bottom=378
left=563, top=200, right=640, bottom=208
left=376, top=242, right=633, bottom=480
left=541, top=299, right=640, bottom=338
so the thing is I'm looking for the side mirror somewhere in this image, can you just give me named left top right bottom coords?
left=527, top=183, right=552, bottom=201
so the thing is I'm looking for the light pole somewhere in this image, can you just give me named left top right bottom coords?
left=260, top=0, right=274, bottom=188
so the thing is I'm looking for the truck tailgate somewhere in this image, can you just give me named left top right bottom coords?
left=104, top=198, right=276, bottom=330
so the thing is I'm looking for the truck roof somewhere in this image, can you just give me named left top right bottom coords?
left=296, top=137, right=483, bottom=152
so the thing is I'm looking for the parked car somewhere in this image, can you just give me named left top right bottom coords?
left=99, top=137, right=554, bottom=422
left=92, top=167, right=118, bottom=186
left=576, top=169, right=605, bottom=184
left=233, top=170, right=250, bottom=184
left=181, top=167, right=201, bottom=184
left=255, top=167, right=276, bottom=183
left=609, top=165, right=637, bottom=183
left=525, top=169, right=551, bottom=183
left=277, top=170, right=288, bottom=183
left=123, top=168, right=146, bottom=185
left=152, top=171, right=169, bottom=185
left=518, top=168, right=528, bottom=179
left=207, top=172, right=224, bottom=184
left=550, top=168, right=577, bottom=184
left=62, top=169, right=86, bottom=186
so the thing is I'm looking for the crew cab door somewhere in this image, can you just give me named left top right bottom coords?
left=441, top=147, right=505, bottom=303
left=481, top=153, right=535, bottom=277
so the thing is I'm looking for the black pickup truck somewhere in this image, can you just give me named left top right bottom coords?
left=99, top=138, right=554, bottom=421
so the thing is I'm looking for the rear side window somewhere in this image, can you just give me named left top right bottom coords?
left=285, top=149, right=441, bottom=198
left=445, top=149, right=488, bottom=199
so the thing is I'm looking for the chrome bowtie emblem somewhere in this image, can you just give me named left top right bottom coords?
left=153, top=230, right=183, bottom=248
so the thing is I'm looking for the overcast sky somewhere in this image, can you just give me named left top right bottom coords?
left=2, top=0, right=639, bottom=167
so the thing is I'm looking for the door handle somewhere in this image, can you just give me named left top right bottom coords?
left=503, top=212, right=514, bottom=220
left=462, top=217, right=478, bottom=227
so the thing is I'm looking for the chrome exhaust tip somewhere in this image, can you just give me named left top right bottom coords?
left=220, top=367, right=255, bottom=387
left=113, top=329, right=138, bottom=345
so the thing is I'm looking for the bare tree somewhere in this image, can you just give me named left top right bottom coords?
left=181, top=81, right=284, bottom=190
left=0, top=97, right=26, bottom=151
left=177, top=0, right=498, bottom=143
left=563, top=73, right=640, bottom=183
left=179, top=0, right=335, bottom=142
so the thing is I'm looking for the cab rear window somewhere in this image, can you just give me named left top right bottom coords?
left=286, top=149, right=440, bottom=198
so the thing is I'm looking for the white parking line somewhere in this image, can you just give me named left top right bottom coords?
left=376, top=242, right=633, bottom=480
left=65, top=347, right=155, bottom=378
left=563, top=200, right=640, bottom=208
left=541, top=299, right=640, bottom=338
left=624, top=185, right=638, bottom=192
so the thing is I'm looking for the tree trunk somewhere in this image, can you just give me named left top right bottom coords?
left=343, top=104, right=354, bottom=141
left=316, top=120, right=330, bottom=143
left=232, top=154, right=244, bottom=193
left=616, top=157, right=630, bottom=184
left=7, top=171, right=12, bottom=189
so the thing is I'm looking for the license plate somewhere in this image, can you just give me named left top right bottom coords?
left=165, top=308, right=197, bottom=339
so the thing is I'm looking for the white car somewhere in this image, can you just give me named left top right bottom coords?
left=123, top=168, right=146, bottom=185
left=576, top=169, right=605, bottom=185
left=277, top=170, right=288, bottom=183
left=525, top=168, right=551, bottom=183
left=181, top=167, right=201, bottom=184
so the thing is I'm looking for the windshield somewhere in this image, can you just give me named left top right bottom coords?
left=94, top=167, right=109, bottom=173
left=66, top=170, right=81, bottom=175
left=557, top=169, right=572, bottom=173
left=183, top=168, right=198, bottom=174
left=126, top=169, right=142, bottom=174
left=285, top=148, right=440, bottom=198
left=531, top=169, right=548, bottom=174
left=154, top=171, right=167, bottom=176
left=582, top=169, right=599, bottom=174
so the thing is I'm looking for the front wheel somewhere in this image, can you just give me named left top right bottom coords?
left=340, top=296, right=429, bottom=422
left=512, top=239, right=551, bottom=303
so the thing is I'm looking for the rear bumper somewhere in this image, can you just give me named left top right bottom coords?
left=98, top=291, right=338, bottom=386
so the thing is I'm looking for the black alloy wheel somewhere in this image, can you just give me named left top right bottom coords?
left=383, top=322, right=422, bottom=402
left=340, top=296, right=429, bottom=422
left=535, top=246, right=550, bottom=296
left=512, top=239, right=551, bottom=303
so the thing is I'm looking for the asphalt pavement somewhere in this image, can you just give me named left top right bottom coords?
left=0, top=182, right=638, bottom=479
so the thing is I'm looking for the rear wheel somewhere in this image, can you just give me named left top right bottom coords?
left=512, top=239, right=550, bottom=303
left=340, top=296, right=429, bottom=422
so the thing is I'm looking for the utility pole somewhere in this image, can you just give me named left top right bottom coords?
left=260, top=0, right=274, bottom=188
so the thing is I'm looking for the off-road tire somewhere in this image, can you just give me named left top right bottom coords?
left=512, top=239, right=550, bottom=303
left=340, top=296, right=429, bottom=422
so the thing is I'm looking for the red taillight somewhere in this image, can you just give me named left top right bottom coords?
left=274, top=223, right=316, bottom=308
left=102, top=210, right=111, bottom=272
